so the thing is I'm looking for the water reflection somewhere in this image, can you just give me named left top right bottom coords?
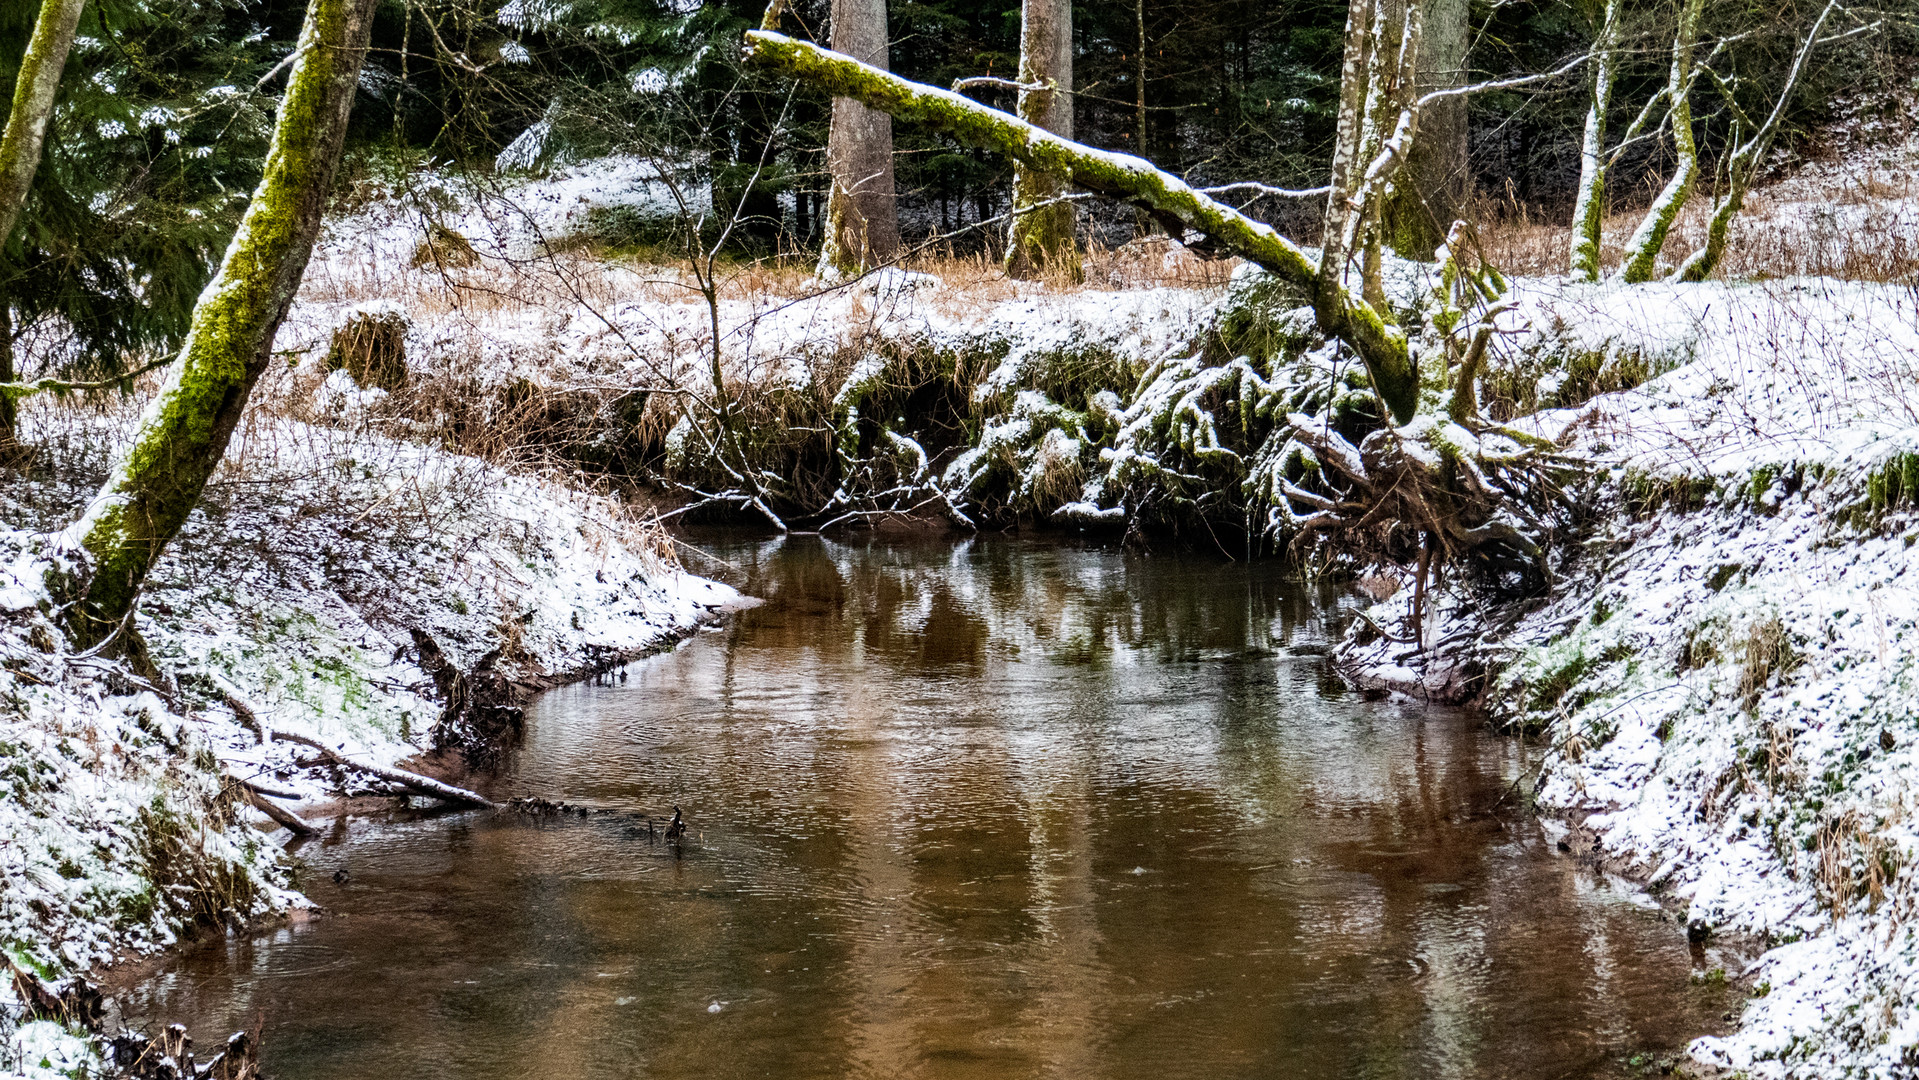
left=124, top=535, right=1732, bottom=1079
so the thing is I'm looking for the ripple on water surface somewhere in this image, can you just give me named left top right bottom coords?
left=123, top=534, right=1739, bottom=1080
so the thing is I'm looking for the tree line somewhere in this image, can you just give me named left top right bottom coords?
left=0, top=0, right=1897, bottom=662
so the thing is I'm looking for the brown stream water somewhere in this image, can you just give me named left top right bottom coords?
left=123, top=535, right=1737, bottom=1079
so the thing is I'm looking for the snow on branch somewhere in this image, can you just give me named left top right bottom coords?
left=740, top=25, right=1419, bottom=423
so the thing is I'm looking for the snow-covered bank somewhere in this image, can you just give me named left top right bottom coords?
left=1, top=391, right=733, bottom=1075
left=1343, top=275, right=1919, bottom=1077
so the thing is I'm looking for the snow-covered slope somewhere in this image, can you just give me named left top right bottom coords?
left=0, top=399, right=733, bottom=1075
left=1345, top=274, right=1919, bottom=1078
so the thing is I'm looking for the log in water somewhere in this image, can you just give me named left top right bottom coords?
left=122, top=534, right=1738, bottom=1079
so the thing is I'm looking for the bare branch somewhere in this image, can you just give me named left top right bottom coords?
left=0, top=353, right=176, bottom=402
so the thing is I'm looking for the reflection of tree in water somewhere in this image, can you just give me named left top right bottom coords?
left=141, top=535, right=1730, bottom=1080
left=725, top=534, right=1345, bottom=674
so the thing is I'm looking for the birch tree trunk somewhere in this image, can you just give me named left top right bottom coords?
left=0, top=0, right=89, bottom=445
left=743, top=28, right=1420, bottom=424
left=1673, top=0, right=1844, bottom=281
left=1358, top=0, right=1403, bottom=309
left=52, top=0, right=379, bottom=649
left=1383, top=0, right=1468, bottom=260
left=1005, top=0, right=1078, bottom=280
left=1615, top=0, right=1702, bottom=284
left=1321, top=0, right=1422, bottom=322
left=817, top=0, right=900, bottom=275
left=1568, top=0, right=1619, bottom=281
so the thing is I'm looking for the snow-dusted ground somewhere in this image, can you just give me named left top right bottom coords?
left=291, top=158, right=1231, bottom=418
left=0, top=390, right=733, bottom=1075
left=1344, top=275, right=1919, bottom=1077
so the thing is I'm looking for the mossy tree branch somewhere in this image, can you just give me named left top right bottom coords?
left=52, top=0, right=380, bottom=648
left=742, top=28, right=1420, bottom=424
left=0, top=354, right=175, bottom=402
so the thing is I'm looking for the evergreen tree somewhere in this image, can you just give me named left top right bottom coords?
left=0, top=0, right=286, bottom=414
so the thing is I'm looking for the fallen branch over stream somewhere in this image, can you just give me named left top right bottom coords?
left=739, top=25, right=1420, bottom=424
left=269, top=730, right=496, bottom=809
left=236, top=781, right=319, bottom=836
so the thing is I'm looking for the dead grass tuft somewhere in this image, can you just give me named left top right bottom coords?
left=1738, top=616, right=1796, bottom=713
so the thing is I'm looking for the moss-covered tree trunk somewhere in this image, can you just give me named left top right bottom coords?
left=0, top=0, right=89, bottom=446
left=1382, top=0, right=1468, bottom=261
left=1567, top=0, right=1618, bottom=282
left=1673, top=0, right=1842, bottom=282
left=52, top=0, right=378, bottom=649
left=743, top=28, right=1420, bottom=424
left=1615, top=0, right=1702, bottom=284
left=817, top=0, right=900, bottom=275
left=1005, top=0, right=1078, bottom=280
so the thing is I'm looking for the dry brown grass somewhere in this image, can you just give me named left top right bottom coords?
left=1474, top=171, right=1919, bottom=282
left=1814, top=807, right=1899, bottom=916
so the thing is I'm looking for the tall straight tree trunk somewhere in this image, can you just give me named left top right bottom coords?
left=1130, top=0, right=1153, bottom=239
left=1615, top=0, right=1703, bottom=284
left=1568, top=0, right=1619, bottom=281
left=817, top=0, right=899, bottom=275
left=52, top=0, right=378, bottom=649
left=1005, top=0, right=1078, bottom=280
left=0, top=0, right=89, bottom=446
left=1382, top=0, right=1468, bottom=260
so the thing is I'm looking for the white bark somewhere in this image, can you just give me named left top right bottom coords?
left=1568, top=0, right=1619, bottom=281
left=1615, top=0, right=1703, bottom=284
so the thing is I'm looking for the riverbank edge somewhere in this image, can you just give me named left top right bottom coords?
left=82, top=599, right=743, bottom=1008
left=1334, top=477, right=1919, bottom=1078
left=0, top=429, right=741, bottom=1077
left=2, top=582, right=739, bottom=1079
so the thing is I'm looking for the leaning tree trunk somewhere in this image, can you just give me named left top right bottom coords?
left=817, top=0, right=900, bottom=275
left=743, top=27, right=1420, bottom=424
left=1615, top=0, right=1703, bottom=284
left=1567, top=0, right=1619, bottom=282
left=1673, top=0, right=1844, bottom=282
left=1005, top=0, right=1078, bottom=280
left=51, top=0, right=378, bottom=649
left=0, top=0, right=89, bottom=445
left=1382, top=0, right=1468, bottom=261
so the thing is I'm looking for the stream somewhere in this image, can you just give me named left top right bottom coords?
left=123, top=534, right=1738, bottom=1078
